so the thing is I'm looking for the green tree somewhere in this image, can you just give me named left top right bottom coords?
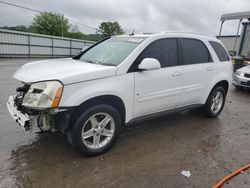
left=0, top=25, right=33, bottom=32
left=66, top=32, right=85, bottom=39
left=32, top=12, right=69, bottom=36
left=98, top=21, right=124, bottom=37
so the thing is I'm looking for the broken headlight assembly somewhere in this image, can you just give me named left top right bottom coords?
left=22, top=81, right=63, bottom=109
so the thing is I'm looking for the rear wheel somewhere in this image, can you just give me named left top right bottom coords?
left=70, top=104, right=122, bottom=156
left=204, top=86, right=226, bottom=118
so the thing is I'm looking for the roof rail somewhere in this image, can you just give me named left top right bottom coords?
left=161, top=31, right=214, bottom=37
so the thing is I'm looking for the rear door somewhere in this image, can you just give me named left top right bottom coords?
left=180, top=38, right=216, bottom=106
left=133, top=38, right=183, bottom=117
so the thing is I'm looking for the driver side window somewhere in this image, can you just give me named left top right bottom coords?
left=131, top=38, right=178, bottom=71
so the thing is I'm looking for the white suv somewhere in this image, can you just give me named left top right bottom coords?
left=7, top=32, right=231, bottom=156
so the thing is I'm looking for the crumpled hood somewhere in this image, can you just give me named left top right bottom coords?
left=239, top=65, right=250, bottom=74
left=14, top=58, right=117, bottom=84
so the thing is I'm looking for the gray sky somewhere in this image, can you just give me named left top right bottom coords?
left=0, top=0, right=250, bottom=36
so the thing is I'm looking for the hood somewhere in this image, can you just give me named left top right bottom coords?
left=239, top=65, right=250, bottom=74
left=14, top=58, right=118, bottom=84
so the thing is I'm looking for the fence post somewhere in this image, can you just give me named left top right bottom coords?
left=70, top=39, right=72, bottom=56
left=52, top=37, right=54, bottom=57
left=28, top=34, right=30, bottom=58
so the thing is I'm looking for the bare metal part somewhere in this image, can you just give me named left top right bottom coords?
left=38, top=112, right=55, bottom=132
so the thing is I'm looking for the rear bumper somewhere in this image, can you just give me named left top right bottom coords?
left=6, top=95, right=31, bottom=130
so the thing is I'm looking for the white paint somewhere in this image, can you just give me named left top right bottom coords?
left=12, top=32, right=232, bottom=124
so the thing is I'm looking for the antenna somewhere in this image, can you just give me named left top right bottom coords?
left=129, top=29, right=134, bottom=36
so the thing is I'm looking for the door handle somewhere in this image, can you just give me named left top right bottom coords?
left=207, top=67, right=215, bottom=71
left=172, top=71, right=182, bottom=77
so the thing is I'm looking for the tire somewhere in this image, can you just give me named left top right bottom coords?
left=204, top=86, right=226, bottom=118
left=70, top=104, right=122, bottom=156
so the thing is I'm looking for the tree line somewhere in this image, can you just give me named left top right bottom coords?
left=0, top=12, right=124, bottom=42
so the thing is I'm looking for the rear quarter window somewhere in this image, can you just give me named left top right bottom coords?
left=209, top=41, right=230, bottom=62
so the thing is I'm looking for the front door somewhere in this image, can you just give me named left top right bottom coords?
left=133, top=38, right=183, bottom=117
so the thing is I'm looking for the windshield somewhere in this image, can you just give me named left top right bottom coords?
left=78, top=37, right=145, bottom=66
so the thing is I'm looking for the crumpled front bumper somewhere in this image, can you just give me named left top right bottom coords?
left=6, top=95, right=38, bottom=130
left=7, top=95, right=75, bottom=132
left=7, top=95, right=29, bottom=127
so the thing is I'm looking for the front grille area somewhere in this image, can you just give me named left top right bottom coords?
left=241, top=81, right=250, bottom=86
left=244, top=73, right=250, bottom=78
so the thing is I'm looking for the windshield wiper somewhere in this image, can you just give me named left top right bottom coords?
left=84, top=60, right=99, bottom=64
left=101, top=63, right=116, bottom=66
left=84, top=60, right=115, bottom=66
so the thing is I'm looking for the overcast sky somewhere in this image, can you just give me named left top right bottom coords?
left=1, top=0, right=250, bottom=36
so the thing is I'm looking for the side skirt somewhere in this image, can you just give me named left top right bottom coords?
left=126, top=104, right=204, bottom=125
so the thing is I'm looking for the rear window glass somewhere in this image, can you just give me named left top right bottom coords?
left=181, top=39, right=211, bottom=65
left=209, top=41, right=229, bottom=62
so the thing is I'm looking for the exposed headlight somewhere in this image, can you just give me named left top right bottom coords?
left=22, top=81, right=63, bottom=109
left=236, top=70, right=243, bottom=76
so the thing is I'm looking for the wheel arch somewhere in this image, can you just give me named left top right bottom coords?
left=206, top=80, right=229, bottom=102
left=212, top=80, right=229, bottom=93
left=68, top=95, right=126, bottom=131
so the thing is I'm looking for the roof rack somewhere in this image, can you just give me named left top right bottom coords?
left=161, top=31, right=213, bottom=37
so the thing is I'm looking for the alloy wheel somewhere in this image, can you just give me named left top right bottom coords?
left=211, top=91, right=224, bottom=114
left=81, top=113, right=115, bottom=149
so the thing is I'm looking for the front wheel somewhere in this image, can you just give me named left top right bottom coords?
left=70, top=104, right=122, bottom=156
left=204, top=86, right=226, bottom=118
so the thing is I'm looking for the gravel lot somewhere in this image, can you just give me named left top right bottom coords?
left=0, top=58, right=249, bottom=188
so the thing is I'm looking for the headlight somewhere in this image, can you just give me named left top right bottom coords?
left=236, top=70, right=242, bottom=76
left=22, top=81, right=63, bottom=109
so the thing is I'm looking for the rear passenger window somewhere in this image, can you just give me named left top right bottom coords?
left=209, top=41, right=230, bottom=61
left=136, top=38, right=178, bottom=68
left=181, top=39, right=211, bottom=65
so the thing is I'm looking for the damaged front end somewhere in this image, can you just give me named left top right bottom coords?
left=7, top=81, right=72, bottom=132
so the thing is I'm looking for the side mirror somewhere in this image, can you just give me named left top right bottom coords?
left=138, top=58, right=161, bottom=71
